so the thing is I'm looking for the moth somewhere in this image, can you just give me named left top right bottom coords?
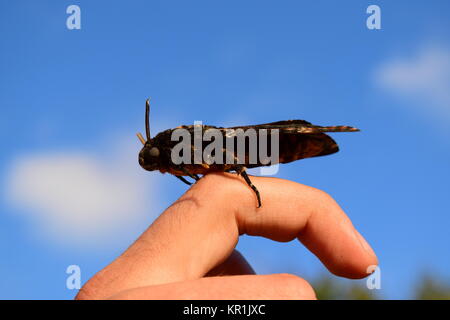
left=137, top=99, right=359, bottom=207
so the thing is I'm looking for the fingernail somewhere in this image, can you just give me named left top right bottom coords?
left=354, top=229, right=376, bottom=259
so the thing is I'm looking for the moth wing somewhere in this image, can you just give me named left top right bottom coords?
left=224, top=120, right=356, bottom=165
left=229, top=120, right=311, bottom=132
left=229, top=120, right=359, bottom=133
left=241, top=132, right=339, bottom=169
left=275, top=132, right=339, bottom=165
left=159, top=122, right=355, bottom=169
left=217, top=124, right=340, bottom=167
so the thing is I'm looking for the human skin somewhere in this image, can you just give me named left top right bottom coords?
left=75, top=173, right=378, bottom=300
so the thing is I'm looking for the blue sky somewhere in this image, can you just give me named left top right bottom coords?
left=1, top=0, right=450, bottom=299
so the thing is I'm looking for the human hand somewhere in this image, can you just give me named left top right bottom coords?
left=76, top=173, right=377, bottom=300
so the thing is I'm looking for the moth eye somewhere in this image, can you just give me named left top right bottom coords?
left=149, top=147, right=160, bottom=157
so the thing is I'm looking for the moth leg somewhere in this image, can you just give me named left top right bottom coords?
left=180, top=166, right=200, bottom=182
left=175, top=175, right=192, bottom=186
left=235, top=166, right=262, bottom=208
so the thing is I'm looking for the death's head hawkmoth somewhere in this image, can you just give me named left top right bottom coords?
left=137, top=99, right=359, bottom=207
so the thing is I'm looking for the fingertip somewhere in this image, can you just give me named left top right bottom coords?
left=322, top=230, right=378, bottom=280
left=354, top=229, right=379, bottom=274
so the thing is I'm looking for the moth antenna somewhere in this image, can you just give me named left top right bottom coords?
left=145, top=98, right=151, bottom=140
left=137, top=132, right=146, bottom=145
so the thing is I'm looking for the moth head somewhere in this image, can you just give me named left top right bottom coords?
left=139, top=143, right=161, bottom=171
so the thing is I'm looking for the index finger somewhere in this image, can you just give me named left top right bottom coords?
left=79, top=173, right=377, bottom=299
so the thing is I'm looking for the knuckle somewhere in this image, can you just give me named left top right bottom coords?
left=173, top=173, right=233, bottom=211
left=190, top=173, right=235, bottom=201
left=311, top=187, right=338, bottom=210
left=315, top=188, right=334, bottom=202
left=196, top=172, right=225, bottom=187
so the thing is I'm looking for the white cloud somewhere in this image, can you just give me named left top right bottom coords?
left=4, top=137, right=159, bottom=248
left=374, top=45, right=450, bottom=120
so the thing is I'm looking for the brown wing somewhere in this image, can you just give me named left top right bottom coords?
left=273, top=132, right=339, bottom=166
left=152, top=122, right=356, bottom=172
left=217, top=123, right=344, bottom=168
left=230, top=120, right=312, bottom=130
left=225, top=120, right=358, bottom=167
left=231, top=120, right=359, bottom=133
